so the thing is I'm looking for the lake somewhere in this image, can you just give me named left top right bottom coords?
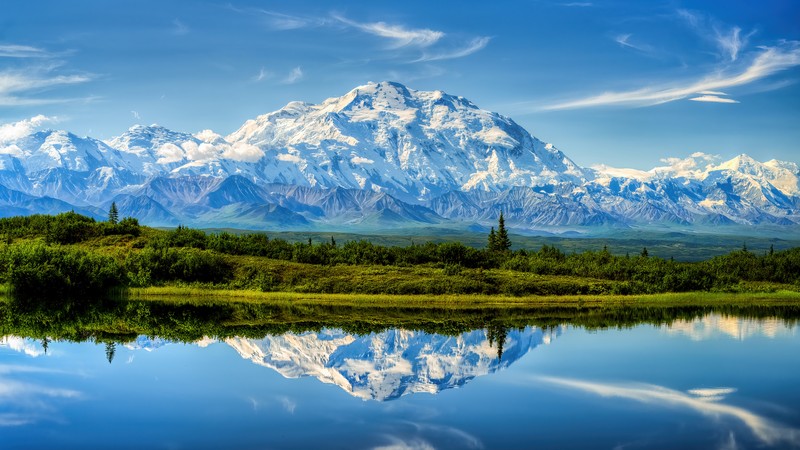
left=1, top=298, right=799, bottom=449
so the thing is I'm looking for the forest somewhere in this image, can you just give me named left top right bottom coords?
left=0, top=211, right=799, bottom=300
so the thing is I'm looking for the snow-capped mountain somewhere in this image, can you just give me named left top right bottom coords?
left=0, top=81, right=798, bottom=229
left=226, top=81, right=587, bottom=202
left=226, top=326, right=558, bottom=401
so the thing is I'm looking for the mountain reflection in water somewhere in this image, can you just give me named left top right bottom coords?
left=2, top=297, right=800, bottom=450
left=226, top=327, right=558, bottom=401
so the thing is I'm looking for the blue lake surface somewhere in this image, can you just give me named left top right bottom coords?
left=1, top=313, right=799, bottom=449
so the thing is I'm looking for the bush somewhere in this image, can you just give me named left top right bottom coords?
left=124, top=247, right=232, bottom=285
left=3, top=242, right=124, bottom=299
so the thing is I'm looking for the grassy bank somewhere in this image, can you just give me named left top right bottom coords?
left=128, top=286, right=800, bottom=308
left=2, top=212, right=800, bottom=300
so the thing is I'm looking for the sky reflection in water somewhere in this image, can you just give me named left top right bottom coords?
left=0, top=313, right=798, bottom=449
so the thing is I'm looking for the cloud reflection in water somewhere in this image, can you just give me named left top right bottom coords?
left=538, top=376, right=800, bottom=447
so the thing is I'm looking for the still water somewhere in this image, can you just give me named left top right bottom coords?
left=1, top=303, right=799, bottom=449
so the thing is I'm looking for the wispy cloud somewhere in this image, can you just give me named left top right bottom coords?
left=677, top=9, right=755, bottom=62
left=0, top=68, right=94, bottom=106
left=543, top=40, right=800, bottom=109
left=130, top=110, right=141, bottom=120
left=0, top=44, right=49, bottom=58
left=261, top=10, right=322, bottom=30
left=277, top=395, right=297, bottom=414
left=172, top=19, right=189, bottom=36
left=614, top=34, right=652, bottom=53
left=415, top=37, right=491, bottom=62
left=282, top=66, right=304, bottom=84
left=252, top=67, right=272, bottom=82
left=561, top=2, right=593, bottom=6
left=333, top=14, right=444, bottom=48
left=227, top=7, right=325, bottom=30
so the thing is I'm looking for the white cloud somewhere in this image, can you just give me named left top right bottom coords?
left=180, top=141, right=218, bottom=161
left=698, top=90, right=727, bottom=95
left=351, top=156, right=374, bottom=165
left=195, top=129, right=223, bottom=143
left=415, top=37, right=491, bottom=62
left=0, top=44, right=49, bottom=58
left=562, top=2, right=593, bottom=6
left=277, top=153, right=302, bottom=163
left=155, top=143, right=185, bottom=164
left=131, top=110, right=141, bottom=120
left=651, top=152, right=720, bottom=178
left=0, top=115, right=55, bottom=143
left=543, top=40, right=800, bottom=110
left=158, top=133, right=265, bottom=163
left=689, top=95, right=739, bottom=103
left=333, top=14, right=444, bottom=48
left=222, top=142, right=264, bottom=162
left=282, top=66, right=304, bottom=84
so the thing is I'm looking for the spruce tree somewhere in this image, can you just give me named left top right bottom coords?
left=108, top=202, right=119, bottom=225
left=495, top=212, right=511, bottom=252
left=488, top=227, right=497, bottom=251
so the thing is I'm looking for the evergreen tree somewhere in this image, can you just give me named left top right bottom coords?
left=641, top=247, right=649, bottom=258
left=108, top=202, right=119, bottom=225
left=495, top=212, right=512, bottom=252
left=488, top=227, right=497, bottom=251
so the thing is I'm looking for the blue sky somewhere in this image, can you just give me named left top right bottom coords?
left=2, top=0, right=799, bottom=169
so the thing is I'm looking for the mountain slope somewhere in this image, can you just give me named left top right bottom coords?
left=0, top=82, right=797, bottom=230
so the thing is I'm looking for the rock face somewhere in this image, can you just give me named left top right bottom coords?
left=0, top=81, right=798, bottom=229
left=225, top=326, right=559, bottom=401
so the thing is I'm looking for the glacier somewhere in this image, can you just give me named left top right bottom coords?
left=0, top=81, right=798, bottom=231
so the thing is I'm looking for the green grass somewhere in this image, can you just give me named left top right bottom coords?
left=128, top=286, right=800, bottom=309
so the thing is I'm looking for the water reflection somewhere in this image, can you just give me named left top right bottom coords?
left=0, top=336, right=45, bottom=357
left=226, top=327, right=558, bottom=401
left=1, top=298, right=799, bottom=449
left=539, top=376, right=800, bottom=448
left=663, top=314, right=798, bottom=341
left=0, top=364, right=81, bottom=427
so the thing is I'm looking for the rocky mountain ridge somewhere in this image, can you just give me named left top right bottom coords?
left=0, top=81, right=797, bottom=230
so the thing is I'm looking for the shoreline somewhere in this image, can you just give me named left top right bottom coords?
left=125, top=286, right=800, bottom=308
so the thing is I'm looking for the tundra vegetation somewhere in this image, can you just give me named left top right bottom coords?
left=0, top=212, right=799, bottom=300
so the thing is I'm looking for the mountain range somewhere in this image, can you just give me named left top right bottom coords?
left=1, top=81, right=798, bottom=231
